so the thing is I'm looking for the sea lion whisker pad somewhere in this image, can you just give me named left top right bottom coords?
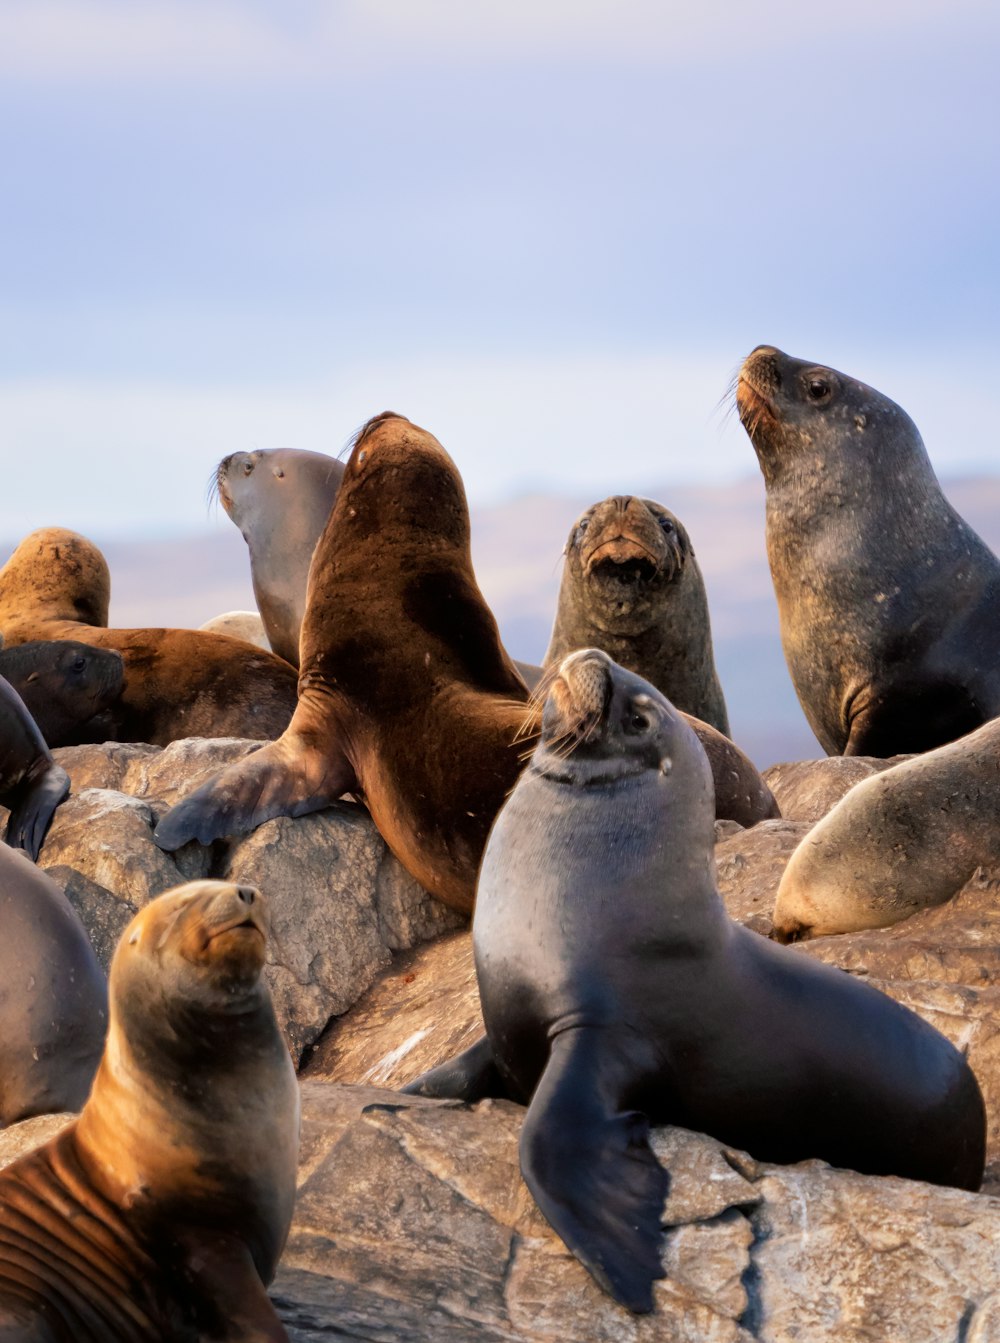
left=404, top=649, right=985, bottom=1314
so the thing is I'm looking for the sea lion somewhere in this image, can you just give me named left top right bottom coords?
left=216, top=448, right=345, bottom=666
left=199, top=610, right=271, bottom=650
left=0, top=676, right=70, bottom=859
left=405, top=649, right=986, bottom=1312
left=0, top=845, right=106, bottom=1125
left=737, top=345, right=1000, bottom=757
left=773, top=716, right=1000, bottom=940
left=0, top=879, right=299, bottom=1341
left=544, top=495, right=730, bottom=734
left=154, top=414, right=778, bottom=912
left=0, top=529, right=298, bottom=747
left=0, top=640, right=124, bottom=747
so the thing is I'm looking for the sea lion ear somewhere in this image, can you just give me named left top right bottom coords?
left=128, top=930, right=140, bottom=946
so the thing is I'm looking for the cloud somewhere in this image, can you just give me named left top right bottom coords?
left=2, top=344, right=998, bottom=540
left=0, top=0, right=993, bottom=84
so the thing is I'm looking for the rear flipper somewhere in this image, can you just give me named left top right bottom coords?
left=401, top=1034, right=511, bottom=1102
left=4, top=763, right=70, bottom=861
left=153, top=731, right=356, bottom=851
left=519, top=1028, right=668, bottom=1314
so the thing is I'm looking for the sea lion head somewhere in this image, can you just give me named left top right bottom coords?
left=0, top=528, right=110, bottom=629
left=563, top=496, right=692, bottom=635
left=736, top=345, right=921, bottom=484
left=337, top=411, right=470, bottom=548
left=214, top=448, right=343, bottom=533
left=113, top=880, right=270, bottom=1020
left=52, top=640, right=125, bottom=707
left=533, top=647, right=713, bottom=800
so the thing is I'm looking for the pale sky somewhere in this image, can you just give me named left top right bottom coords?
left=1, top=0, right=998, bottom=537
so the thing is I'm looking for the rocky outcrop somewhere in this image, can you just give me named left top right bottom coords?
left=4, top=1081, right=998, bottom=1342
left=8, top=740, right=463, bottom=1063
left=714, top=820, right=812, bottom=936
left=762, top=755, right=908, bottom=825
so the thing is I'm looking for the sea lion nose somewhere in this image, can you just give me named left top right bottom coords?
left=741, top=346, right=782, bottom=391
left=236, top=886, right=256, bottom=905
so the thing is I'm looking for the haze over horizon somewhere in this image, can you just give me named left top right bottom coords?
left=1, top=0, right=998, bottom=538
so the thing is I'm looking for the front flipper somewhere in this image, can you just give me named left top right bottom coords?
left=173, top=1231, right=289, bottom=1342
left=519, top=1028, right=668, bottom=1314
left=4, top=762, right=70, bottom=860
left=153, top=731, right=356, bottom=851
left=401, top=1034, right=510, bottom=1102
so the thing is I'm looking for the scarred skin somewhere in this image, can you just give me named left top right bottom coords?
left=215, top=448, right=345, bottom=666
left=544, top=495, right=730, bottom=734
left=0, top=676, right=69, bottom=859
left=0, top=529, right=298, bottom=747
left=738, top=345, right=1000, bottom=757
left=154, top=415, right=778, bottom=913
left=404, top=649, right=986, bottom=1314
left=0, top=880, right=299, bottom=1342
left=773, top=716, right=1000, bottom=940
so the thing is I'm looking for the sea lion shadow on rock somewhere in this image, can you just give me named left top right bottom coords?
left=738, top=344, right=1000, bottom=758
left=404, top=650, right=986, bottom=1314
left=154, top=414, right=778, bottom=912
left=0, top=879, right=299, bottom=1340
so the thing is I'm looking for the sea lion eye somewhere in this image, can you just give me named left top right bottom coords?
left=243, top=461, right=254, bottom=476
left=357, top=449, right=368, bottom=466
left=626, top=708, right=651, bottom=733
left=574, top=518, right=590, bottom=542
left=806, top=377, right=832, bottom=403
left=72, top=657, right=86, bottom=673
left=658, top=517, right=674, bottom=534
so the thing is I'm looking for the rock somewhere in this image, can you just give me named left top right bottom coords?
left=762, top=757, right=876, bottom=824
left=3, top=1080, right=1000, bottom=1341
left=714, top=820, right=813, bottom=936
left=26, top=740, right=462, bottom=1065
left=37, top=788, right=197, bottom=906
left=43, top=864, right=137, bottom=972
left=303, top=932, right=481, bottom=1086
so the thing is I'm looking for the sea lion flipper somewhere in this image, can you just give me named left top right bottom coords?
left=176, top=1228, right=290, bottom=1342
left=154, top=734, right=356, bottom=851
left=4, top=764, right=70, bottom=861
left=401, top=1034, right=510, bottom=1101
left=518, top=1028, right=668, bottom=1314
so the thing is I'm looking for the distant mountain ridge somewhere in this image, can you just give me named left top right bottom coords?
left=6, top=474, right=1000, bottom=768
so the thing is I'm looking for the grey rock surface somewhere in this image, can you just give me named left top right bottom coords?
left=714, top=820, right=812, bottom=936
left=761, top=755, right=908, bottom=825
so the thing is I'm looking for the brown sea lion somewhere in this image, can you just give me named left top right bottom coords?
left=773, top=716, right=1000, bottom=940
left=0, top=529, right=298, bottom=747
left=0, top=676, right=70, bottom=859
left=155, top=414, right=778, bottom=912
left=0, top=845, right=107, bottom=1125
left=0, top=879, right=299, bottom=1341
left=0, top=640, right=124, bottom=747
left=738, top=345, right=1000, bottom=757
left=215, top=448, right=345, bottom=666
left=544, top=495, right=730, bottom=734
left=405, top=650, right=985, bottom=1312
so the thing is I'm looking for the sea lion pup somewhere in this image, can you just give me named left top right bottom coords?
left=544, top=495, right=730, bottom=734
left=154, top=414, right=778, bottom=912
left=773, top=715, right=1000, bottom=940
left=738, top=345, right=1000, bottom=757
left=404, top=650, right=985, bottom=1313
left=215, top=448, right=345, bottom=666
left=0, top=677, right=70, bottom=859
left=0, top=845, right=106, bottom=1125
left=0, top=879, right=299, bottom=1341
left=0, top=641, right=124, bottom=747
left=0, top=529, right=298, bottom=747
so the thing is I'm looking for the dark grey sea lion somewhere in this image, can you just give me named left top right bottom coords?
left=544, top=495, right=729, bottom=734
left=738, top=345, right=1000, bottom=756
left=0, top=676, right=70, bottom=858
left=0, top=640, right=124, bottom=746
left=216, top=447, right=345, bottom=666
left=0, top=845, right=107, bottom=1125
left=405, top=649, right=986, bottom=1313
